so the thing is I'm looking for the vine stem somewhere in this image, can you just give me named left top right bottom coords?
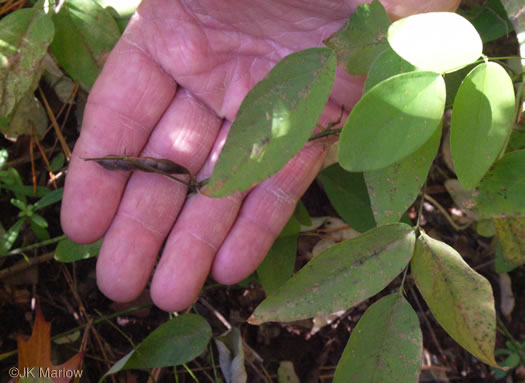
left=415, top=182, right=427, bottom=233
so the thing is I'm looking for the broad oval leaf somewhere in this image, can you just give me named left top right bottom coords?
left=104, top=314, right=211, bottom=376
left=338, top=71, right=445, bottom=172
left=249, top=223, right=415, bottom=323
left=0, top=7, right=54, bottom=117
left=411, top=233, right=498, bottom=367
left=365, top=126, right=441, bottom=225
left=450, top=62, right=515, bottom=190
left=388, top=12, right=482, bottom=73
left=205, top=48, right=336, bottom=197
left=474, top=150, right=525, bottom=217
left=363, top=47, right=417, bottom=93
left=55, top=238, right=102, bottom=263
left=334, top=294, right=422, bottom=383
left=324, top=0, right=391, bottom=75
left=317, top=165, right=376, bottom=233
left=51, top=0, right=121, bottom=91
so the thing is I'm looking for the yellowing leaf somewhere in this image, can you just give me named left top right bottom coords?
left=411, top=233, right=498, bottom=367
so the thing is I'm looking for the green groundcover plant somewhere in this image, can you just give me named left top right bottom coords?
left=1, top=0, right=525, bottom=381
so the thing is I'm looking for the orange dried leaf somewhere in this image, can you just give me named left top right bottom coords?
left=17, top=306, right=84, bottom=383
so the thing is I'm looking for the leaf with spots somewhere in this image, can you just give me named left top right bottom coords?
left=51, top=0, right=121, bottom=91
left=473, top=150, right=525, bottom=217
left=337, top=71, right=445, bottom=172
left=0, top=6, right=54, bottom=118
left=364, top=126, right=440, bottom=225
left=248, top=223, right=415, bottom=323
left=324, top=0, right=391, bottom=75
left=411, top=232, right=498, bottom=367
left=205, top=48, right=336, bottom=197
left=333, top=294, right=422, bottom=383
left=494, top=217, right=525, bottom=266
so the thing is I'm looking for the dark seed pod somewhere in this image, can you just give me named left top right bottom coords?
left=85, top=155, right=191, bottom=176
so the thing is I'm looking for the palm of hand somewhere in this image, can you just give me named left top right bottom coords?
left=61, top=0, right=460, bottom=311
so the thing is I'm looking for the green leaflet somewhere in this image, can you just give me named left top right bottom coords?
left=257, top=217, right=300, bottom=296
left=55, top=238, right=102, bottom=263
left=334, top=294, right=422, bottom=383
left=411, top=233, right=498, bottom=367
left=474, top=150, right=525, bottom=217
left=103, top=314, right=211, bottom=376
left=338, top=71, right=445, bottom=172
left=249, top=224, right=415, bottom=323
left=205, top=48, right=336, bottom=197
left=450, top=62, right=515, bottom=190
left=317, top=165, right=376, bottom=233
left=365, top=126, right=441, bottom=225
left=51, top=0, right=121, bottom=91
left=0, top=7, right=54, bottom=118
left=324, top=0, right=391, bottom=75
left=388, top=12, right=482, bottom=73
left=363, top=47, right=417, bottom=94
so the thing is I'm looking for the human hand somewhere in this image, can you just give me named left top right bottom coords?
left=61, top=0, right=460, bottom=311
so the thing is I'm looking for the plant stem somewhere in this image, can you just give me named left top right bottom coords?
left=308, top=128, right=342, bottom=141
left=398, top=267, right=409, bottom=295
left=2, top=234, right=67, bottom=257
left=415, top=183, right=427, bottom=233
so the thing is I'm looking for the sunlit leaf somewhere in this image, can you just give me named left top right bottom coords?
left=411, top=233, right=498, bottom=367
left=0, top=7, right=54, bottom=117
left=493, top=217, right=525, bottom=266
left=324, top=0, right=391, bottom=75
left=338, top=71, right=445, bottom=171
left=104, top=314, right=211, bottom=376
left=257, top=217, right=300, bottom=295
left=388, top=12, right=482, bottom=73
left=249, top=224, right=415, bottom=323
left=451, top=62, right=515, bottom=190
left=334, top=294, right=422, bottom=383
left=17, top=305, right=84, bottom=382
left=363, top=47, right=416, bottom=93
left=55, top=238, right=102, bottom=263
left=205, top=48, right=336, bottom=197
left=474, top=150, right=525, bottom=217
left=365, top=126, right=440, bottom=225
left=215, top=328, right=247, bottom=383
left=51, top=0, right=121, bottom=91
left=317, top=164, right=376, bottom=233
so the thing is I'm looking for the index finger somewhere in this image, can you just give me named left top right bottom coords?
left=61, top=28, right=177, bottom=243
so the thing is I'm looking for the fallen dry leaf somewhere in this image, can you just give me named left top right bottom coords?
left=17, top=305, right=84, bottom=383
